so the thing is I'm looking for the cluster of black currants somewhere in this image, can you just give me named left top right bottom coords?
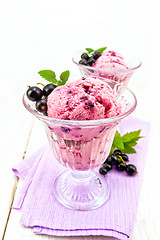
left=26, top=84, right=57, bottom=114
left=99, top=149, right=137, bottom=176
left=79, top=51, right=101, bottom=66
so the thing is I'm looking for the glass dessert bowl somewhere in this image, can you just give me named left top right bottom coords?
left=72, top=52, right=141, bottom=89
left=23, top=79, right=137, bottom=210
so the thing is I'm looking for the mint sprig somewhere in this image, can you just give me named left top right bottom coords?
left=110, top=130, right=143, bottom=154
left=86, top=48, right=94, bottom=54
left=38, top=70, right=57, bottom=84
left=58, top=70, right=70, bottom=86
left=85, top=47, right=107, bottom=54
left=38, top=70, right=70, bottom=86
left=94, top=47, right=107, bottom=53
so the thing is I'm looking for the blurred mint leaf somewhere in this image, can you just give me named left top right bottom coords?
left=110, top=130, right=143, bottom=154
left=124, top=140, right=137, bottom=148
left=113, top=137, right=124, bottom=150
left=114, top=130, right=121, bottom=138
left=121, top=145, right=137, bottom=154
left=112, top=131, right=124, bottom=149
left=95, top=47, right=107, bottom=53
left=85, top=47, right=107, bottom=54
left=38, top=70, right=57, bottom=84
left=121, top=130, right=141, bottom=142
left=86, top=48, right=94, bottom=54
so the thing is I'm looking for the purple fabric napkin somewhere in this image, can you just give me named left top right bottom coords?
left=12, top=116, right=150, bottom=240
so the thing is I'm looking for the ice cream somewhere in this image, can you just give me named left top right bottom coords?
left=44, top=77, right=122, bottom=171
left=47, top=77, right=121, bottom=120
left=92, top=50, right=128, bottom=70
left=24, top=77, right=136, bottom=172
left=73, top=49, right=140, bottom=88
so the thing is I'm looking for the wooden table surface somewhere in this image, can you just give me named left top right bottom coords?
left=0, top=0, right=160, bottom=239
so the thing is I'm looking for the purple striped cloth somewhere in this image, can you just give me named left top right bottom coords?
left=12, top=116, right=150, bottom=240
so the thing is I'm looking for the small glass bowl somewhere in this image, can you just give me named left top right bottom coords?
left=72, top=52, right=141, bottom=89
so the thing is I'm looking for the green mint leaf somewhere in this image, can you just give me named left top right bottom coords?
left=110, top=131, right=124, bottom=151
left=120, top=135, right=131, bottom=142
left=121, top=130, right=141, bottom=142
left=57, top=70, right=70, bottom=86
left=94, top=47, right=107, bottom=53
left=126, top=137, right=142, bottom=147
left=110, top=129, right=143, bottom=154
left=60, top=70, right=70, bottom=83
left=121, top=145, right=137, bottom=154
left=57, top=80, right=65, bottom=86
left=124, top=141, right=137, bottom=148
left=56, top=81, right=61, bottom=86
left=86, top=48, right=94, bottom=54
left=38, top=70, right=57, bottom=84
left=114, top=130, right=121, bottom=138
left=113, top=136, right=124, bottom=150
left=131, top=136, right=143, bottom=142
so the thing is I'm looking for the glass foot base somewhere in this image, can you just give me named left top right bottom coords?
left=53, top=170, right=110, bottom=210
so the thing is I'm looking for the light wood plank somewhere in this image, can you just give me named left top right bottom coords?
left=0, top=117, right=34, bottom=240
left=0, top=80, right=35, bottom=239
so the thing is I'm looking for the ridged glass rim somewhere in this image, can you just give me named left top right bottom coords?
left=72, top=51, right=142, bottom=73
left=23, top=83, right=137, bottom=126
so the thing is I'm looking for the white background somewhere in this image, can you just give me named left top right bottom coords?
left=0, top=0, right=160, bottom=239
left=0, top=0, right=159, bottom=120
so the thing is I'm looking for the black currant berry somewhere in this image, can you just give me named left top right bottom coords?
left=113, top=149, right=122, bottom=156
left=110, top=154, right=119, bottom=165
left=79, top=59, right=88, bottom=65
left=27, top=87, right=43, bottom=101
left=99, top=167, right=108, bottom=175
left=81, top=53, right=89, bottom=60
left=104, top=155, right=113, bottom=166
left=36, top=99, right=47, bottom=113
left=116, top=162, right=126, bottom=171
left=126, top=164, right=137, bottom=176
left=103, top=163, right=112, bottom=171
left=121, top=153, right=129, bottom=162
left=87, top=57, right=96, bottom=66
left=92, top=51, right=101, bottom=60
left=43, top=84, right=57, bottom=97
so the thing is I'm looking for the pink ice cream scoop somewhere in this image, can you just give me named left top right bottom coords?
left=92, top=50, right=128, bottom=70
left=73, top=50, right=141, bottom=90
left=47, top=77, right=121, bottom=120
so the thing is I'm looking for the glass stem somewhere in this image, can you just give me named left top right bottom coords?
left=71, top=170, right=92, bottom=180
